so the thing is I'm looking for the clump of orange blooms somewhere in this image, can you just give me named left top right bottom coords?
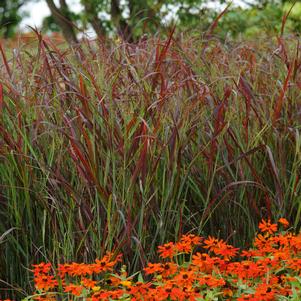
left=26, top=218, right=301, bottom=300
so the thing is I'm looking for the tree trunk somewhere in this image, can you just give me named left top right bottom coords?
left=127, top=0, right=164, bottom=40
left=81, top=0, right=106, bottom=38
left=111, top=0, right=133, bottom=42
left=59, top=0, right=69, bottom=10
left=45, top=0, right=78, bottom=45
left=89, top=16, right=106, bottom=38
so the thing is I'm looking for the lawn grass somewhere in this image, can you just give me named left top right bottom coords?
left=0, top=30, right=300, bottom=298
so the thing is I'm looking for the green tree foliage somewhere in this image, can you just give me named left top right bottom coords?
left=3, top=0, right=301, bottom=43
left=45, top=0, right=212, bottom=41
left=282, top=2, right=301, bottom=32
left=217, top=3, right=284, bottom=38
left=77, top=0, right=213, bottom=40
left=217, top=1, right=301, bottom=38
left=0, top=0, right=27, bottom=38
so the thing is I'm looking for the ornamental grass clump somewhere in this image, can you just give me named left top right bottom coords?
left=0, top=29, right=300, bottom=297
left=24, top=218, right=301, bottom=300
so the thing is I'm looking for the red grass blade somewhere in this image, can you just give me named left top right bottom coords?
left=131, top=122, right=149, bottom=184
left=280, top=1, right=296, bottom=37
left=152, top=26, right=176, bottom=90
left=266, top=146, right=283, bottom=207
left=238, top=76, right=252, bottom=144
left=0, top=42, right=11, bottom=78
left=0, top=83, right=3, bottom=117
left=272, top=64, right=293, bottom=125
left=207, top=2, right=231, bottom=37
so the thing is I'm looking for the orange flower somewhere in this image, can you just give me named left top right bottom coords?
left=161, top=262, right=178, bottom=278
left=126, top=282, right=152, bottom=298
left=57, top=263, right=70, bottom=278
left=32, top=262, right=52, bottom=276
left=191, top=252, right=215, bottom=273
left=34, top=274, right=58, bottom=291
left=237, top=294, right=254, bottom=301
left=158, top=242, right=176, bottom=259
left=223, top=288, right=233, bottom=297
left=278, top=218, right=289, bottom=228
left=199, top=275, right=225, bottom=287
left=254, top=283, right=275, bottom=301
left=144, top=263, right=163, bottom=275
left=214, top=241, right=239, bottom=260
left=156, top=284, right=185, bottom=301
left=172, top=269, right=196, bottom=287
left=81, top=277, right=97, bottom=288
left=203, top=236, right=219, bottom=252
left=93, top=252, right=122, bottom=273
left=64, top=284, right=84, bottom=296
left=106, top=275, right=122, bottom=286
left=66, top=262, right=93, bottom=276
left=259, top=219, right=277, bottom=234
left=176, top=234, right=202, bottom=253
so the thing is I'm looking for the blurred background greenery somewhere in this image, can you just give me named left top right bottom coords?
left=1, top=1, right=301, bottom=43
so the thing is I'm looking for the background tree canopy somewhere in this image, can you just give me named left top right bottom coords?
left=0, top=1, right=300, bottom=42
left=0, top=0, right=27, bottom=38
